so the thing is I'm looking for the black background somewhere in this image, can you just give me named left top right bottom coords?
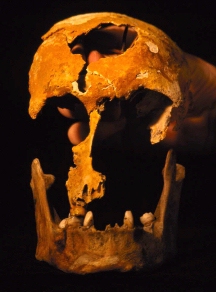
left=1, top=0, right=216, bottom=291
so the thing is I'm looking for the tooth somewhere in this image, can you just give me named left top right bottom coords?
left=140, top=212, right=155, bottom=233
left=123, top=210, right=134, bottom=229
left=67, top=215, right=83, bottom=227
left=153, top=149, right=185, bottom=240
left=59, top=218, right=67, bottom=229
left=59, top=215, right=83, bottom=228
left=83, top=211, right=94, bottom=227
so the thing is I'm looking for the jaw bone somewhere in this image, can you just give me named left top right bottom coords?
left=28, top=12, right=188, bottom=274
left=30, top=142, right=185, bottom=274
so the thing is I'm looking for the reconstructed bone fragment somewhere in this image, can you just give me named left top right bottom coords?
left=30, top=150, right=184, bottom=274
left=66, top=109, right=106, bottom=207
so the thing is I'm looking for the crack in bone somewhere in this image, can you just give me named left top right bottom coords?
left=86, top=69, right=116, bottom=93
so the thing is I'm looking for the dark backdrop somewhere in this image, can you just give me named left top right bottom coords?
left=1, top=0, right=216, bottom=291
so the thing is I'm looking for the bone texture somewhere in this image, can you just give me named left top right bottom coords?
left=29, top=12, right=186, bottom=274
left=29, top=12, right=191, bottom=144
left=30, top=150, right=184, bottom=274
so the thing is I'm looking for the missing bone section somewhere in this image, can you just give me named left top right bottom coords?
left=68, top=24, right=137, bottom=92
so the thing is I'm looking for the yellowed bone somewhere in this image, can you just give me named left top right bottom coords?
left=66, top=109, right=106, bottom=205
left=28, top=12, right=189, bottom=274
left=30, top=150, right=185, bottom=274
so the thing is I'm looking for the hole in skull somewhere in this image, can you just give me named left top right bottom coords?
left=91, top=89, right=172, bottom=148
left=69, top=24, right=137, bottom=92
left=46, top=91, right=173, bottom=229
left=82, top=184, right=88, bottom=196
left=130, top=89, right=173, bottom=128
left=87, top=90, right=172, bottom=230
left=47, top=94, right=89, bottom=121
left=47, top=94, right=90, bottom=145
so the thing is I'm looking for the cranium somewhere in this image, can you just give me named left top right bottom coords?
left=29, top=12, right=189, bottom=274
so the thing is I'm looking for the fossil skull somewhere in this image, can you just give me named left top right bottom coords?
left=29, top=12, right=187, bottom=274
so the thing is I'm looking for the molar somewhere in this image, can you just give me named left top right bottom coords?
left=59, top=215, right=83, bottom=228
left=140, top=212, right=156, bottom=233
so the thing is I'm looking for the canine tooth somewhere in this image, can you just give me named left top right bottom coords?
left=140, top=212, right=155, bottom=233
left=59, top=218, right=67, bottom=229
left=83, top=211, right=94, bottom=227
left=123, top=211, right=134, bottom=229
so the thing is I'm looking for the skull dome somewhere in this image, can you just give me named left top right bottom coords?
left=29, top=12, right=186, bottom=274
left=29, top=12, right=191, bottom=144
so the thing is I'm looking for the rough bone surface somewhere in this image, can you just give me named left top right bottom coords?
left=28, top=12, right=190, bottom=144
left=28, top=12, right=188, bottom=274
left=31, top=150, right=185, bottom=274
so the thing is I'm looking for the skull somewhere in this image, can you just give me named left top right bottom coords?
left=29, top=12, right=187, bottom=274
